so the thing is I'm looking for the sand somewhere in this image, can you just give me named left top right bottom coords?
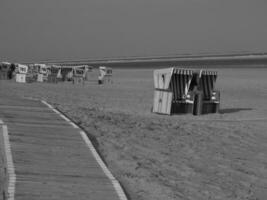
left=0, top=67, right=267, bottom=200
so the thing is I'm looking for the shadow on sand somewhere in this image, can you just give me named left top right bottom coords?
left=219, top=108, right=253, bottom=114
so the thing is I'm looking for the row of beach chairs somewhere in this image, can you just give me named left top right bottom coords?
left=0, top=62, right=113, bottom=84
left=2, top=61, right=219, bottom=115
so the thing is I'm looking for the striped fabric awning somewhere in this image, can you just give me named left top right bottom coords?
left=50, top=66, right=61, bottom=74
left=74, top=68, right=85, bottom=77
left=172, top=68, right=193, bottom=76
left=200, top=70, right=218, bottom=100
left=170, top=68, right=194, bottom=101
left=201, top=70, right=217, bottom=76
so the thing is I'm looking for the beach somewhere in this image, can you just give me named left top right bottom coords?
left=1, top=67, right=267, bottom=200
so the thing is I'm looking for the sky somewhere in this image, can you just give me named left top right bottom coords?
left=0, top=0, right=267, bottom=62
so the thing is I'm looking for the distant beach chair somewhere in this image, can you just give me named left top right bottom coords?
left=47, top=65, right=61, bottom=83
left=72, top=66, right=86, bottom=84
left=15, top=64, right=28, bottom=83
left=84, top=65, right=94, bottom=81
left=25, top=64, right=41, bottom=83
left=152, top=67, right=220, bottom=115
left=98, top=66, right=112, bottom=84
left=35, top=64, right=48, bottom=82
left=0, top=62, right=11, bottom=80
left=27, top=64, right=38, bottom=81
left=61, top=66, right=74, bottom=81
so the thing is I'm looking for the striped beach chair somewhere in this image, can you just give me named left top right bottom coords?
left=153, top=67, right=220, bottom=115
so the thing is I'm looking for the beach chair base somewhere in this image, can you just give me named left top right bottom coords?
left=202, top=102, right=220, bottom=114
left=73, top=77, right=84, bottom=84
left=26, top=75, right=35, bottom=83
left=0, top=72, right=8, bottom=80
left=37, top=74, right=44, bottom=82
left=48, top=75, right=59, bottom=83
left=171, top=102, right=193, bottom=114
left=201, top=91, right=220, bottom=114
left=16, top=74, right=26, bottom=83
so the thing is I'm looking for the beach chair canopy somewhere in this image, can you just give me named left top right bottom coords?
left=32, top=64, right=47, bottom=74
left=154, top=68, right=194, bottom=101
left=61, top=66, right=73, bottom=72
left=170, top=68, right=194, bottom=101
left=1, top=62, right=11, bottom=65
left=17, top=64, right=28, bottom=74
left=99, top=67, right=105, bottom=79
left=39, top=65, right=48, bottom=74
left=0, top=62, right=11, bottom=71
left=99, top=66, right=112, bottom=78
left=86, top=65, right=93, bottom=71
left=154, top=67, right=218, bottom=98
left=27, top=64, right=36, bottom=72
left=73, top=66, right=86, bottom=77
left=60, top=66, right=73, bottom=80
left=106, top=68, right=112, bottom=76
left=50, top=65, right=61, bottom=74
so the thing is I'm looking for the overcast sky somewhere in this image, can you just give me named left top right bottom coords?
left=1, top=0, right=267, bottom=62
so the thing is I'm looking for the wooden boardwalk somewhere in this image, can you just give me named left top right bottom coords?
left=0, top=97, right=126, bottom=200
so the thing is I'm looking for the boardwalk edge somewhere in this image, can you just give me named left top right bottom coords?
left=1, top=123, right=16, bottom=200
left=41, top=100, right=128, bottom=200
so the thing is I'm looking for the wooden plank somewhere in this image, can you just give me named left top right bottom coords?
left=0, top=125, right=8, bottom=200
left=0, top=125, right=16, bottom=200
left=153, top=68, right=173, bottom=89
left=0, top=98, right=123, bottom=200
left=152, top=90, right=172, bottom=115
left=153, top=90, right=160, bottom=113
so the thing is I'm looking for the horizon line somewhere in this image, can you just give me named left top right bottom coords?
left=24, top=51, right=267, bottom=65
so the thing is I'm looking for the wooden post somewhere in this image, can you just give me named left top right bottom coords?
left=214, top=91, right=220, bottom=113
left=193, top=91, right=203, bottom=115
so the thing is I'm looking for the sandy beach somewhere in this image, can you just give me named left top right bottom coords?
left=1, top=67, right=267, bottom=200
